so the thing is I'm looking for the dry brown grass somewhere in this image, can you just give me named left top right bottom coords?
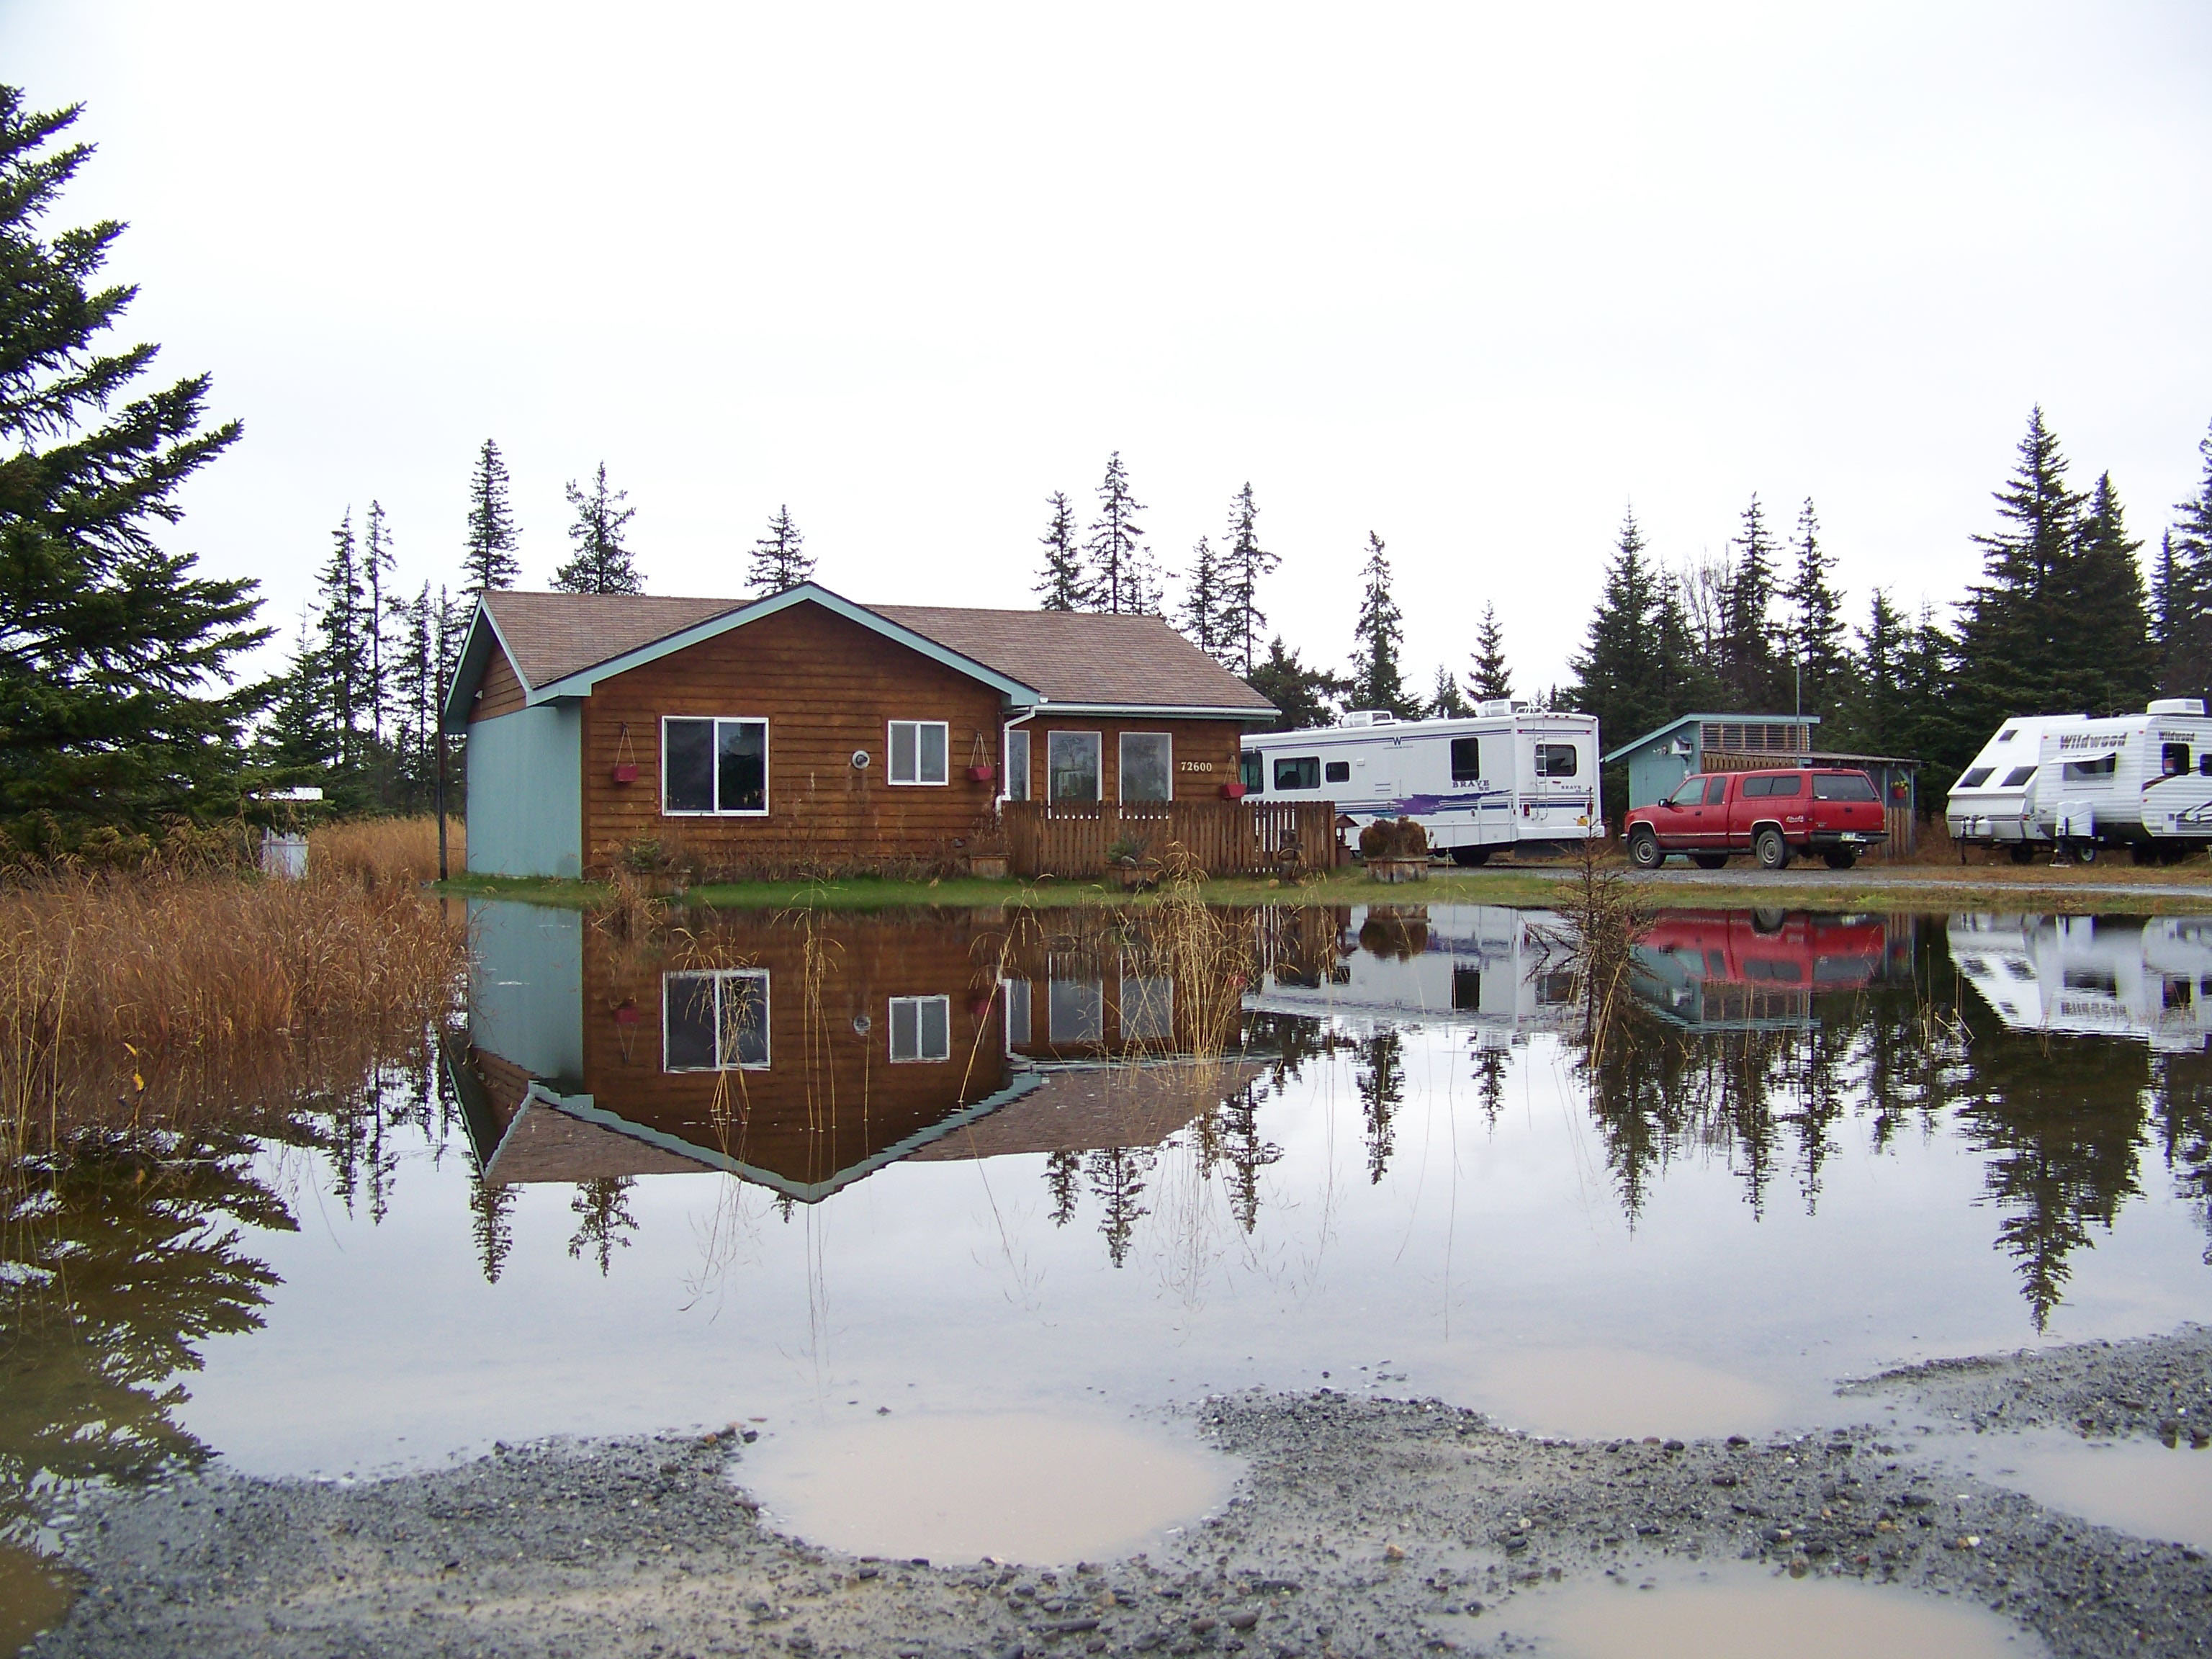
left=307, top=814, right=463, bottom=886
left=0, top=858, right=469, bottom=1152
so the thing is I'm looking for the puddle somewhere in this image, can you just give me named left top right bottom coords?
left=0, top=1544, right=76, bottom=1657
left=1465, top=1348, right=1784, bottom=1440
left=1959, top=1434, right=2212, bottom=1550
left=1516, top=1565, right=2046, bottom=1658
left=736, top=1412, right=1236, bottom=1563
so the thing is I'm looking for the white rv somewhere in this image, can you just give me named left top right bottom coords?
left=1238, top=703, right=1604, bottom=865
left=1948, top=911, right=2212, bottom=1051
left=1946, top=714, right=2090, bottom=859
left=2028, top=699, right=2212, bottom=862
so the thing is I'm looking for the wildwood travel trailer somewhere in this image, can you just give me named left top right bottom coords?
left=1944, top=714, right=2091, bottom=859
left=2028, top=700, right=2212, bottom=862
left=1238, top=705, right=1603, bottom=865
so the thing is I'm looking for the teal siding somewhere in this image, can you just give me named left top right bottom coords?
left=1627, top=743, right=1693, bottom=809
left=467, top=899, right=585, bottom=1087
left=464, top=704, right=583, bottom=878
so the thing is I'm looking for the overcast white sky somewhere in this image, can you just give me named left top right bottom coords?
left=7, top=1, right=2211, bottom=696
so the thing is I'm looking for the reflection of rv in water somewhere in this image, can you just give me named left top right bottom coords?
left=1241, top=903, right=1580, bottom=1041
left=1237, top=706, right=1603, bottom=864
left=1629, top=910, right=1898, bottom=1030
left=1948, top=912, right=2212, bottom=1050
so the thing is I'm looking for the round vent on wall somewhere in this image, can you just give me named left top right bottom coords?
left=851, top=750, right=871, bottom=768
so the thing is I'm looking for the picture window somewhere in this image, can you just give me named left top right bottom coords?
left=662, top=717, right=767, bottom=815
left=1048, top=732, right=1102, bottom=803
left=888, top=995, right=950, bottom=1063
left=888, top=721, right=950, bottom=786
left=662, top=969, right=770, bottom=1071
left=1120, top=732, right=1172, bottom=802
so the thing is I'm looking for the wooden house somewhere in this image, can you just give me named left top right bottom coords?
left=439, top=583, right=1278, bottom=878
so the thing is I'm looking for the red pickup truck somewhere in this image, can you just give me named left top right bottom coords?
left=1622, top=767, right=1887, bottom=871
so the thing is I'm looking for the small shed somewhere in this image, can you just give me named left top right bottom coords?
left=1604, top=713, right=1922, bottom=855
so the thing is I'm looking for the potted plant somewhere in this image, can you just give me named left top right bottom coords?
left=1359, top=817, right=1431, bottom=883
left=1106, top=833, right=1162, bottom=891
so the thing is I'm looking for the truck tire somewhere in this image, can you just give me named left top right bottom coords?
left=1754, top=827, right=1791, bottom=870
left=1627, top=829, right=1663, bottom=870
left=2010, top=843, right=2036, bottom=865
left=1823, top=848, right=1858, bottom=871
left=1691, top=853, right=1729, bottom=870
left=1450, top=846, right=1491, bottom=868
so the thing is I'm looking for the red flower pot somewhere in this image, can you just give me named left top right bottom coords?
left=1220, top=782, right=1247, bottom=800
left=612, top=763, right=640, bottom=785
left=968, top=763, right=995, bottom=783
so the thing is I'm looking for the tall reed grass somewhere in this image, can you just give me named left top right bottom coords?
left=307, top=814, right=462, bottom=886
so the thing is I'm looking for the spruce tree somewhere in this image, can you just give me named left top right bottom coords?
left=552, top=462, right=643, bottom=594
left=1178, top=534, right=1231, bottom=661
left=1427, top=665, right=1468, bottom=719
left=1348, top=531, right=1413, bottom=716
left=2152, top=529, right=2180, bottom=692
left=1125, top=541, right=1171, bottom=617
left=1220, top=482, right=1279, bottom=675
left=462, top=439, right=521, bottom=590
left=1783, top=498, right=1847, bottom=715
left=2165, top=421, right=2212, bottom=697
left=1033, top=490, right=1087, bottom=611
left=1467, top=602, right=1512, bottom=703
left=362, top=499, right=396, bottom=745
left=2064, top=472, right=2155, bottom=713
left=0, top=89, right=266, bottom=840
left=747, top=504, right=812, bottom=595
left=1835, top=589, right=1905, bottom=755
left=1952, top=407, right=2085, bottom=742
left=1084, top=451, right=1145, bottom=613
left=1568, top=508, right=1664, bottom=747
left=313, top=509, right=368, bottom=768
left=1718, top=493, right=1782, bottom=707
left=1246, top=637, right=1344, bottom=731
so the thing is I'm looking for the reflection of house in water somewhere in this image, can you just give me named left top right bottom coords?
left=1629, top=910, right=1898, bottom=1030
left=1238, top=904, right=1579, bottom=1043
left=448, top=901, right=1264, bottom=1206
left=1949, top=913, right=2212, bottom=1051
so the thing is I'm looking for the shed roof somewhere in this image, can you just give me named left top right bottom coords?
left=1601, top=711, right=1822, bottom=765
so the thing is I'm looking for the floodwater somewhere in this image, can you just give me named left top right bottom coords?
left=6, top=897, right=2212, bottom=1599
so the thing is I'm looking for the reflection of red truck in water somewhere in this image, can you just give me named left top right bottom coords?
left=1632, top=909, right=1894, bottom=1029
left=1623, top=766, right=1886, bottom=871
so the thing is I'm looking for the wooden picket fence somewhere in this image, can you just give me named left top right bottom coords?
left=1002, top=799, right=1340, bottom=880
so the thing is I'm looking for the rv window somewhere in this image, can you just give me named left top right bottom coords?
left=1120, top=732, right=1172, bottom=801
left=1535, top=743, right=1578, bottom=778
left=1666, top=777, right=1704, bottom=807
left=1004, top=729, right=1030, bottom=800
left=1996, top=728, right=2015, bottom=742
left=2201, top=755, right=2212, bottom=778
left=1241, top=752, right=1264, bottom=792
left=2000, top=765, right=2036, bottom=788
left=2163, top=742, right=2191, bottom=777
left=1740, top=776, right=1772, bottom=799
left=1325, top=760, right=1351, bottom=783
left=1958, top=767, right=1995, bottom=788
left=887, top=720, right=950, bottom=786
left=662, top=968, right=770, bottom=1071
left=1449, top=737, right=1481, bottom=783
left=1704, top=777, right=1729, bottom=805
left=2062, top=753, right=2118, bottom=783
left=888, top=995, right=951, bottom=1063
left=1274, top=755, right=1321, bottom=791
left=1766, top=774, right=1804, bottom=797
left=662, top=716, right=768, bottom=815
left=1048, top=731, right=1102, bottom=802
left=1812, top=774, right=1878, bottom=801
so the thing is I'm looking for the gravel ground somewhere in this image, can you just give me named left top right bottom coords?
left=23, top=1331, right=2212, bottom=1659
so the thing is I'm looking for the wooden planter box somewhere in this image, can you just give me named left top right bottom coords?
left=968, top=855, right=1009, bottom=879
left=1112, top=859, right=1164, bottom=891
left=1365, top=856, right=1431, bottom=884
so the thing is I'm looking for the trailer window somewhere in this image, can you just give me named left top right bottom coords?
left=1957, top=767, right=1995, bottom=788
left=2000, top=765, right=2036, bottom=788
left=2062, top=754, right=2117, bottom=782
left=1241, top=752, right=1263, bottom=792
left=2201, top=755, right=2212, bottom=778
left=1324, top=760, right=1350, bottom=783
left=1811, top=774, right=1878, bottom=801
left=1274, top=755, right=1321, bottom=791
left=1450, top=737, right=1482, bottom=783
left=1535, top=743, right=1578, bottom=778
left=2162, top=742, right=2191, bottom=776
left=1666, top=777, right=1705, bottom=807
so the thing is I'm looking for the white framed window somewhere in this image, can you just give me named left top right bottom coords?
left=1048, top=976, right=1104, bottom=1044
left=662, top=716, right=768, bottom=815
left=662, top=968, right=770, bottom=1071
left=888, top=720, right=950, bottom=786
left=1118, top=973, right=1174, bottom=1046
left=1002, top=978, right=1033, bottom=1045
left=1004, top=727, right=1031, bottom=801
left=888, top=994, right=951, bottom=1063
left=1119, top=732, right=1172, bottom=802
left=1048, top=730, right=1102, bottom=802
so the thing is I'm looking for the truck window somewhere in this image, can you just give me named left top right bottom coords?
left=2000, top=765, right=2036, bottom=788
left=2163, top=742, right=2191, bottom=775
left=1241, top=752, right=1263, bottom=792
left=1740, top=776, right=1771, bottom=799
left=1666, top=776, right=1705, bottom=807
left=1449, top=737, right=1481, bottom=783
left=1535, top=743, right=1578, bottom=778
left=1274, top=755, right=1320, bottom=791
left=1958, top=767, right=1995, bottom=787
left=2062, top=754, right=2117, bottom=783
left=1812, top=773, right=1878, bottom=801
left=1767, top=775, right=1804, bottom=797
left=1325, top=760, right=1350, bottom=783
left=1704, top=777, right=1728, bottom=805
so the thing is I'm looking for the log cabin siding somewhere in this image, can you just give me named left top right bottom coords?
left=580, top=601, right=1006, bottom=873
left=1014, top=716, right=1244, bottom=804
left=471, top=640, right=528, bottom=721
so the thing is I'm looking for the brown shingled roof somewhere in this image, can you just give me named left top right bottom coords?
left=476, top=588, right=1274, bottom=713
left=875, top=605, right=1274, bottom=710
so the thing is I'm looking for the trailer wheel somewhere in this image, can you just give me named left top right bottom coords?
left=2009, top=843, right=2036, bottom=865
left=1450, top=846, right=1491, bottom=868
left=2074, top=840, right=2098, bottom=865
left=1691, top=853, right=1729, bottom=870
left=1627, top=830, right=1663, bottom=870
left=1823, top=848, right=1858, bottom=871
left=1754, top=828, right=1791, bottom=870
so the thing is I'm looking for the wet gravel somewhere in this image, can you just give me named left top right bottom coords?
left=24, top=1331, right=2212, bottom=1659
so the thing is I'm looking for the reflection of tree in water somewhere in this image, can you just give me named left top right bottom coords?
left=567, top=1177, right=640, bottom=1274
left=1357, top=1029, right=1405, bottom=1184
left=1087, top=1146, right=1155, bottom=1267
left=1198, top=1081, right=1284, bottom=1234
left=1, top=1129, right=292, bottom=1539
left=469, top=1179, right=516, bottom=1285
left=2153, top=1051, right=2212, bottom=1264
left=1045, top=1149, right=1082, bottom=1228
left=1471, top=1043, right=1511, bottom=1128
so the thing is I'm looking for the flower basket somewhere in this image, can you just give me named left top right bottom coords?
left=1220, top=782, right=1247, bottom=800
left=612, top=763, right=640, bottom=785
left=967, top=763, right=996, bottom=783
